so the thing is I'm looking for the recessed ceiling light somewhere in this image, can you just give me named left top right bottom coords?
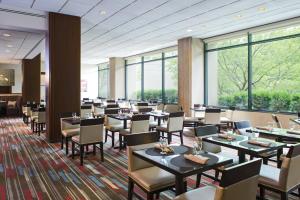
left=187, top=29, right=193, bottom=32
left=100, top=10, right=106, bottom=15
left=3, top=33, right=11, bottom=37
left=7, top=44, right=13, bottom=48
left=258, top=6, right=267, bottom=12
left=234, top=14, right=243, bottom=20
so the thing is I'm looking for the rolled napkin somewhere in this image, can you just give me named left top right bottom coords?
left=184, top=154, right=210, bottom=164
left=154, top=144, right=163, bottom=149
left=154, top=144, right=173, bottom=153
left=256, top=126, right=272, bottom=131
left=286, top=130, right=300, bottom=135
left=248, top=139, right=271, bottom=147
left=218, top=134, right=235, bottom=141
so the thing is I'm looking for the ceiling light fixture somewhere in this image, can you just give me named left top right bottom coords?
left=3, top=33, right=11, bottom=37
left=234, top=14, right=243, bottom=20
left=100, top=10, right=106, bottom=15
left=7, top=44, right=13, bottom=48
left=187, top=29, right=193, bottom=32
left=258, top=6, right=267, bottom=12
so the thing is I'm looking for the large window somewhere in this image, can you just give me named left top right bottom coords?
left=205, top=24, right=300, bottom=113
left=125, top=49, right=178, bottom=103
left=98, top=63, right=109, bottom=98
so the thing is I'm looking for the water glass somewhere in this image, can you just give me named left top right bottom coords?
left=72, top=112, right=76, bottom=118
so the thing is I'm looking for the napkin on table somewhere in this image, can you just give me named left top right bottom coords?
left=184, top=154, right=209, bottom=164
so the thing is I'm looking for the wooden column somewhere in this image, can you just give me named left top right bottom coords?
left=178, top=37, right=193, bottom=116
left=109, top=57, right=116, bottom=99
left=109, top=57, right=125, bottom=100
left=45, top=13, right=81, bottom=143
left=22, top=54, right=41, bottom=103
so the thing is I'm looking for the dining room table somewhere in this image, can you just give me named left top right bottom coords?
left=133, top=144, right=233, bottom=195
left=107, top=113, right=132, bottom=129
left=202, top=133, right=286, bottom=163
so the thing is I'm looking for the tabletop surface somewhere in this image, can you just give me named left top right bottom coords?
left=253, top=127, right=300, bottom=140
left=133, top=145, right=233, bottom=176
left=202, top=133, right=286, bottom=154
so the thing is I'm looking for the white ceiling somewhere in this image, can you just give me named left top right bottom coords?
left=0, top=0, right=300, bottom=64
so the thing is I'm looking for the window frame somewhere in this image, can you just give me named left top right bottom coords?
left=98, top=63, right=110, bottom=98
left=204, top=30, right=300, bottom=114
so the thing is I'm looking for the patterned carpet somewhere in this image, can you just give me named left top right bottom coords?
left=0, top=118, right=297, bottom=200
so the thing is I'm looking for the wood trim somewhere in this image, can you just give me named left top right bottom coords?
left=45, top=12, right=81, bottom=142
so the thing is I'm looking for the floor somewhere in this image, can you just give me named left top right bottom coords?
left=0, top=118, right=297, bottom=200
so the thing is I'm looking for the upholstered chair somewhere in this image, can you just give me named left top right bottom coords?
left=174, top=159, right=262, bottom=200
left=156, top=112, right=184, bottom=145
left=93, top=103, right=104, bottom=117
left=204, top=108, right=221, bottom=127
left=138, top=107, right=157, bottom=130
left=126, top=132, right=176, bottom=200
left=220, top=106, right=235, bottom=128
left=104, top=108, right=123, bottom=147
left=80, top=105, right=92, bottom=118
left=164, top=104, right=182, bottom=113
left=60, top=112, right=80, bottom=155
left=71, top=118, right=105, bottom=166
left=33, top=107, right=46, bottom=135
left=259, top=144, right=300, bottom=200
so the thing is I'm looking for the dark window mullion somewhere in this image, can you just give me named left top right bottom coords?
left=141, top=57, right=144, bottom=101
left=248, top=33, right=253, bottom=110
left=162, top=53, right=165, bottom=103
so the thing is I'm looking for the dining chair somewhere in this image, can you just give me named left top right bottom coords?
left=156, top=103, right=164, bottom=111
left=104, top=108, right=123, bottom=147
left=32, top=107, right=46, bottom=136
left=156, top=112, right=184, bottom=145
left=127, top=131, right=176, bottom=200
left=234, top=120, right=278, bottom=164
left=174, top=159, right=262, bottom=200
left=106, top=104, right=119, bottom=108
left=220, top=106, right=235, bottom=128
left=22, top=105, right=31, bottom=124
left=203, top=108, right=221, bottom=129
left=106, top=99, right=116, bottom=104
left=93, top=103, right=104, bottom=117
left=164, top=104, right=182, bottom=113
left=136, top=102, right=149, bottom=110
left=138, top=108, right=157, bottom=130
left=272, top=114, right=282, bottom=128
left=71, top=118, right=105, bottom=166
left=194, top=125, right=239, bottom=187
left=80, top=105, right=92, bottom=118
left=259, top=144, right=300, bottom=200
left=60, top=112, right=80, bottom=155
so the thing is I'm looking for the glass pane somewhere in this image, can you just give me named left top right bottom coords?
left=207, top=46, right=248, bottom=109
left=98, top=69, right=109, bottom=98
left=144, top=60, right=162, bottom=101
left=252, top=37, right=300, bottom=112
left=207, top=35, right=247, bottom=50
left=126, top=56, right=141, bottom=65
left=144, top=53, right=162, bottom=61
left=127, top=64, right=141, bottom=100
left=99, top=62, right=109, bottom=70
left=165, top=50, right=178, bottom=58
left=252, top=25, right=300, bottom=42
left=165, top=57, right=178, bottom=103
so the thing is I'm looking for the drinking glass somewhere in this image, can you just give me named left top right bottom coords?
left=72, top=112, right=76, bottom=118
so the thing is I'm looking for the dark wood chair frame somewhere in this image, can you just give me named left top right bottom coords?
left=104, top=108, right=120, bottom=147
left=60, top=112, right=79, bottom=155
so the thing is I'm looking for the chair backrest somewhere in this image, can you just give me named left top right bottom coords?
left=104, top=108, right=119, bottom=115
left=80, top=105, right=92, bottom=117
left=226, top=106, right=235, bottom=120
left=138, top=107, right=153, bottom=114
left=272, top=114, right=282, bottom=128
left=37, top=107, right=46, bottom=123
left=279, top=144, right=300, bottom=191
left=137, top=102, right=148, bottom=106
left=167, top=112, right=184, bottom=132
left=164, top=104, right=182, bottom=113
left=130, top=114, right=150, bottom=133
left=79, top=118, right=104, bottom=144
left=106, top=100, right=116, bottom=104
left=234, top=120, right=253, bottom=137
left=215, top=159, right=261, bottom=200
left=126, top=132, right=160, bottom=172
left=60, top=112, right=80, bottom=131
left=156, top=103, right=164, bottom=111
left=106, top=104, right=119, bottom=108
left=194, top=125, right=221, bottom=153
left=204, top=108, right=221, bottom=124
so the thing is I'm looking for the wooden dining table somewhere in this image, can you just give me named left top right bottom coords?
left=133, top=145, right=233, bottom=195
left=202, top=133, right=286, bottom=163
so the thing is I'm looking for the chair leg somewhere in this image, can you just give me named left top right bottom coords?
left=93, top=144, right=96, bottom=155
left=167, top=132, right=171, bottom=144
left=180, top=131, right=183, bottom=145
left=61, top=135, right=64, bottom=149
left=72, top=141, right=75, bottom=159
left=263, top=158, right=268, bottom=165
left=196, top=174, right=201, bottom=188
left=215, top=170, right=220, bottom=180
left=147, top=193, right=154, bottom=200
left=298, top=187, right=300, bottom=196
left=80, top=145, right=84, bottom=166
left=155, top=192, right=160, bottom=199
left=100, top=142, right=104, bottom=162
left=111, top=132, right=115, bottom=147
left=280, top=192, right=288, bottom=200
left=259, top=187, right=265, bottom=200
left=65, top=137, right=69, bottom=155
left=105, top=129, right=108, bottom=143
left=128, top=178, right=134, bottom=200
left=86, top=145, right=89, bottom=152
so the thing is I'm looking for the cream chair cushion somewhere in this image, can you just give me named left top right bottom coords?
left=129, top=166, right=175, bottom=192
left=62, top=128, right=80, bottom=137
left=174, top=185, right=216, bottom=200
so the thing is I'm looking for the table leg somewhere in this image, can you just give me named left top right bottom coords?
left=119, top=135, right=123, bottom=151
left=238, top=151, right=246, bottom=163
left=158, top=118, right=161, bottom=126
left=175, top=175, right=185, bottom=196
left=124, top=119, right=127, bottom=129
